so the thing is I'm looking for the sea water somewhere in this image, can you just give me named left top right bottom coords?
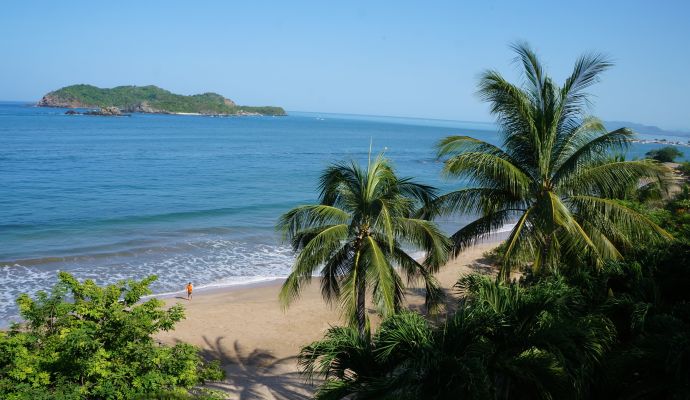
left=0, top=102, right=684, bottom=323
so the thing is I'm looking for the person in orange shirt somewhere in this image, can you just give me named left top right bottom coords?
left=186, top=282, right=193, bottom=300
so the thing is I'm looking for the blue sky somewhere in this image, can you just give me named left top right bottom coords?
left=2, top=1, right=689, bottom=130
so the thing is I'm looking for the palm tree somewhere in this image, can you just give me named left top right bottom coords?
left=299, top=275, right=615, bottom=399
left=277, top=153, right=450, bottom=336
left=434, top=43, right=671, bottom=279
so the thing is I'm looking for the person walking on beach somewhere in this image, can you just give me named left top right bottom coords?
left=186, top=282, right=193, bottom=300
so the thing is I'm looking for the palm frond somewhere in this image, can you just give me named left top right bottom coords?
left=393, top=217, right=451, bottom=271
left=559, top=160, right=670, bottom=198
left=553, top=127, right=634, bottom=183
left=362, top=236, right=400, bottom=318
left=450, top=209, right=516, bottom=256
left=569, top=196, right=672, bottom=242
left=277, top=205, right=350, bottom=244
left=279, top=224, right=349, bottom=308
left=442, top=151, right=531, bottom=196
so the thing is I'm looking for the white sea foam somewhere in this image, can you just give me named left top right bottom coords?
left=0, top=223, right=516, bottom=325
left=496, top=223, right=516, bottom=233
left=0, top=239, right=296, bottom=325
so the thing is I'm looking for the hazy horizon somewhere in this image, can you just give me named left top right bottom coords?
left=2, top=1, right=689, bottom=131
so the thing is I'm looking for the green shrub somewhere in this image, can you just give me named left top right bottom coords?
left=645, top=146, right=684, bottom=162
left=0, top=273, right=224, bottom=399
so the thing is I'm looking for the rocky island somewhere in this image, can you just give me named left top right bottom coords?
left=38, top=84, right=287, bottom=116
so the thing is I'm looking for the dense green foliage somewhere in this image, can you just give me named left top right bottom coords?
left=299, top=203, right=690, bottom=399
left=44, top=84, right=286, bottom=115
left=300, top=276, right=615, bottom=400
left=0, top=273, right=224, bottom=400
left=586, top=242, right=690, bottom=398
left=432, top=43, right=670, bottom=279
left=277, top=155, right=450, bottom=336
left=679, top=162, right=690, bottom=176
left=294, top=44, right=690, bottom=399
left=645, top=146, right=684, bottom=162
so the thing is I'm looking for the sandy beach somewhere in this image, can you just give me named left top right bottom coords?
left=156, top=241, right=499, bottom=399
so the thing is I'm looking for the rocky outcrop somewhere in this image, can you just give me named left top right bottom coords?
left=123, top=102, right=164, bottom=114
left=65, top=107, right=129, bottom=117
left=38, top=94, right=88, bottom=108
left=85, top=106, right=124, bottom=116
left=235, top=110, right=262, bottom=116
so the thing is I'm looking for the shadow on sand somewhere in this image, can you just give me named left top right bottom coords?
left=184, top=336, right=317, bottom=400
left=467, top=256, right=498, bottom=275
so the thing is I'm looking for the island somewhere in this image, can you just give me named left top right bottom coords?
left=37, top=84, right=287, bottom=116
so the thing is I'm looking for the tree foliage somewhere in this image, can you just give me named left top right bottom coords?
left=645, top=146, right=684, bottom=163
left=277, top=154, right=450, bottom=336
left=0, top=272, right=224, bottom=400
left=299, top=275, right=615, bottom=400
left=583, top=241, right=690, bottom=399
left=45, top=84, right=286, bottom=115
left=432, top=42, right=671, bottom=279
left=300, top=189, right=690, bottom=399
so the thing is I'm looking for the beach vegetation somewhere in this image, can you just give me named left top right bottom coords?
left=645, top=146, right=684, bottom=162
left=676, top=161, right=690, bottom=176
left=0, top=273, right=224, bottom=400
left=431, top=42, right=671, bottom=280
left=299, top=275, right=615, bottom=399
left=299, top=198, right=690, bottom=399
left=277, top=155, right=451, bottom=336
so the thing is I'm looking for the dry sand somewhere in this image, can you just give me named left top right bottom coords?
left=157, top=241, right=499, bottom=399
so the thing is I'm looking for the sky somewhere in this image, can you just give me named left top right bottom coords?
left=1, top=1, right=689, bottom=130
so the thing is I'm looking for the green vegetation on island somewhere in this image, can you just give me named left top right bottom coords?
left=38, top=84, right=287, bottom=116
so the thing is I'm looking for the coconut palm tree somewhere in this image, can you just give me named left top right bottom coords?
left=277, top=154, right=450, bottom=336
left=434, top=43, right=671, bottom=279
left=299, top=275, right=615, bottom=400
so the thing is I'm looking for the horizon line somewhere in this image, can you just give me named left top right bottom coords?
left=2, top=100, right=689, bottom=134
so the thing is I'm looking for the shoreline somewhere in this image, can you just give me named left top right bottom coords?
left=2, top=236, right=503, bottom=397
left=149, top=234, right=509, bottom=302
left=154, top=240, right=501, bottom=397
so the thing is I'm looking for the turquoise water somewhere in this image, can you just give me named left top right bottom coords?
left=0, top=102, right=684, bottom=323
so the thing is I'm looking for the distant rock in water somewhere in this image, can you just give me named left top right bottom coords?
left=40, top=84, right=287, bottom=116
left=64, top=107, right=130, bottom=117
left=85, top=106, right=128, bottom=116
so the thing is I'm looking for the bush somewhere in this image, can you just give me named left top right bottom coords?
left=645, top=146, right=684, bottom=162
left=678, top=161, right=690, bottom=176
left=0, top=273, right=224, bottom=399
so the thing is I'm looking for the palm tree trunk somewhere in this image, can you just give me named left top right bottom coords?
left=356, top=272, right=366, bottom=337
left=538, top=233, right=553, bottom=275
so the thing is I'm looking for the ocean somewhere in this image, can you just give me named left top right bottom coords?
left=0, top=101, right=685, bottom=324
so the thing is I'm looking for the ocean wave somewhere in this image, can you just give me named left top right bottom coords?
left=0, top=223, right=515, bottom=325
left=0, top=239, right=296, bottom=325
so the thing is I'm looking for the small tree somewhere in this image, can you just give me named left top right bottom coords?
left=646, top=146, right=684, bottom=162
left=0, top=272, right=224, bottom=399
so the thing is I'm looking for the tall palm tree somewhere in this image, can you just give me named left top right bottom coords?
left=434, top=43, right=671, bottom=279
left=277, top=154, right=450, bottom=336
